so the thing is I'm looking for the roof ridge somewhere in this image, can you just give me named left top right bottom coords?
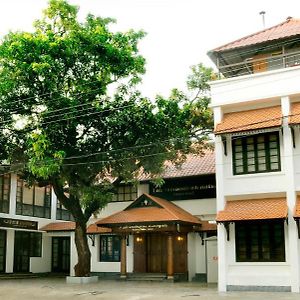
left=146, top=193, right=200, bottom=222
left=210, top=18, right=295, bottom=53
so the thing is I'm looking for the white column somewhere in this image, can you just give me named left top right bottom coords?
left=9, top=174, right=17, bottom=216
left=214, top=106, right=227, bottom=292
left=51, top=188, right=57, bottom=221
left=70, top=232, right=78, bottom=276
left=6, top=230, right=14, bottom=273
left=281, top=95, right=300, bottom=292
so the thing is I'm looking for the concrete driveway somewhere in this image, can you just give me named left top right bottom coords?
left=0, top=278, right=300, bottom=300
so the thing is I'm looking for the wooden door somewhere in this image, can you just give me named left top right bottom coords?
left=147, top=233, right=167, bottom=273
left=0, top=230, right=6, bottom=273
left=14, top=231, right=30, bottom=272
left=133, top=234, right=146, bottom=272
left=173, top=234, right=187, bottom=273
left=52, top=237, right=70, bottom=273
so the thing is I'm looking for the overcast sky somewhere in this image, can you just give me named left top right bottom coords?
left=0, top=0, right=300, bottom=98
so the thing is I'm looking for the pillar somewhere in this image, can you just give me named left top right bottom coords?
left=120, top=235, right=127, bottom=278
left=167, top=234, right=174, bottom=279
left=281, top=96, right=300, bottom=292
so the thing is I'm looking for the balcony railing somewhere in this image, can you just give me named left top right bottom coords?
left=219, top=50, right=300, bottom=78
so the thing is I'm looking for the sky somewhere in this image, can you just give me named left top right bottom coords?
left=0, top=0, right=300, bottom=99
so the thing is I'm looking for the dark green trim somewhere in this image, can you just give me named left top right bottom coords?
left=232, top=132, right=281, bottom=175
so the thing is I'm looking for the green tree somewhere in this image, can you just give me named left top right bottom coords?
left=0, top=0, right=213, bottom=276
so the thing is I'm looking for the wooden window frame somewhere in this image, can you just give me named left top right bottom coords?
left=235, top=220, right=285, bottom=262
left=112, top=184, right=137, bottom=202
left=56, top=201, right=74, bottom=221
left=0, top=174, right=10, bottom=214
left=232, top=132, right=281, bottom=175
left=99, top=235, right=121, bottom=262
left=16, top=178, right=51, bottom=219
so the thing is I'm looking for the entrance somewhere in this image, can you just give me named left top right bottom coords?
left=133, top=233, right=187, bottom=274
left=14, top=231, right=30, bottom=272
left=0, top=230, right=6, bottom=273
left=52, top=237, right=70, bottom=273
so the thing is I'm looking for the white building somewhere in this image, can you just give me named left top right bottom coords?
left=0, top=152, right=217, bottom=282
left=209, top=17, right=300, bottom=292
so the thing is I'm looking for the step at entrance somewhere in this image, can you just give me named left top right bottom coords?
left=127, top=273, right=167, bottom=281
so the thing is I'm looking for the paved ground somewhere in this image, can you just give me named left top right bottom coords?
left=1, top=278, right=300, bottom=300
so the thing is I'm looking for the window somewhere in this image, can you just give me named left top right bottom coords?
left=235, top=221, right=285, bottom=262
left=56, top=200, right=74, bottom=221
left=100, top=235, right=121, bottom=262
left=16, top=178, right=51, bottom=218
left=0, top=174, right=10, bottom=213
left=30, top=232, right=42, bottom=257
left=232, top=132, right=280, bottom=175
left=112, top=185, right=137, bottom=202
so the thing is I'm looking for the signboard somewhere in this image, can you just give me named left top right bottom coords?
left=0, top=217, right=38, bottom=230
left=150, top=175, right=216, bottom=201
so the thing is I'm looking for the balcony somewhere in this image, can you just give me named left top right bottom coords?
left=218, top=50, right=300, bottom=79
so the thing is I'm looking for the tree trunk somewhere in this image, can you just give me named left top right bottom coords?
left=74, top=221, right=91, bottom=277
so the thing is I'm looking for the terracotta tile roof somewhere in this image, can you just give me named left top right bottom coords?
left=96, top=193, right=201, bottom=226
left=87, top=223, right=111, bottom=234
left=139, top=151, right=215, bottom=181
left=289, top=102, right=300, bottom=125
left=215, top=106, right=282, bottom=135
left=216, top=198, right=287, bottom=222
left=294, top=196, right=300, bottom=218
left=198, top=221, right=217, bottom=232
left=40, top=221, right=76, bottom=232
left=211, top=17, right=300, bottom=52
left=40, top=221, right=111, bottom=234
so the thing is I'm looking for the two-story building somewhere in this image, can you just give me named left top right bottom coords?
left=209, top=17, right=300, bottom=292
left=0, top=152, right=216, bottom=282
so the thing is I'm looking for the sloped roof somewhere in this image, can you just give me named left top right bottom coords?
left=40, top=221, right=111, bottom=234
left=216, top=198, right=287, bottom=222
left=139, top=151, right=215, bottom=181
left=289, top=102, right=300, bottom=125
left=294, top=196, right=300, bottom=218
left=215, top=106, right=282, bottom=135
left=96, top=193, right=201, bottom=226
left=198, top=220, right=217, bottom=231
left=211, top=17, right=300, bottom=53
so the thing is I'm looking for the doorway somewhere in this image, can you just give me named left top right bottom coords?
left=133, top=233, right=187, bottom=274
left=14, top=231, right=30, bottom=272
left=52, top=237, right=70, bottom=273
left=0, top=230, right=6, bottom=273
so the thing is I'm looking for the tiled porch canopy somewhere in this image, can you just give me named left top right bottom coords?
left=214, top=106, right=282, bottom=135
left=40, top=221, right=111, bottom=234
left=96, top=193, right=202, bottom=233
left=289, top=102, right=300, bottom=126
left=216, top=198, right=288, bottom=223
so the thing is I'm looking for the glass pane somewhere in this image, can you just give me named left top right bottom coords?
left=35, top=186, right=45, bottom=206
left=236, top=166, right=244, bottom=173
left=23, top=187, right=33, bottom=205
left=258, top=163, right=267, bottom=171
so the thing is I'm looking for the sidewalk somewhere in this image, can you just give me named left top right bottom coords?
left=0, top=278, right=299, bottom=300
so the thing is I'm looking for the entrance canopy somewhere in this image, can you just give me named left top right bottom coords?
left=96, top=193, right=202, bottom=233
left=216, top=198, right=288, bottom=222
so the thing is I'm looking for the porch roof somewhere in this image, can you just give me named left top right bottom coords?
left=289, top=102, right=300, bottom=125
left=294, top=196, right=300, bottom=218
left=96, top=193, right=201, bottom=227
left=216, top=198, right=288, bottom=222
left=40, top=221, right=111, bottom=234
left=214, top=106, right=282, bottom=135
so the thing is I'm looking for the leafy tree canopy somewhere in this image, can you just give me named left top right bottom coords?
left=0, top=0, right=214, bottom=276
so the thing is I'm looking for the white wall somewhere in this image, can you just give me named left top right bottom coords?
left=30, top=235, right=51, bottom=273
left=90, top=234, right=134, bottom=274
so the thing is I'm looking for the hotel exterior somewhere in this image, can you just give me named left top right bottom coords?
left=209, top=17, right=300, bottom=292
